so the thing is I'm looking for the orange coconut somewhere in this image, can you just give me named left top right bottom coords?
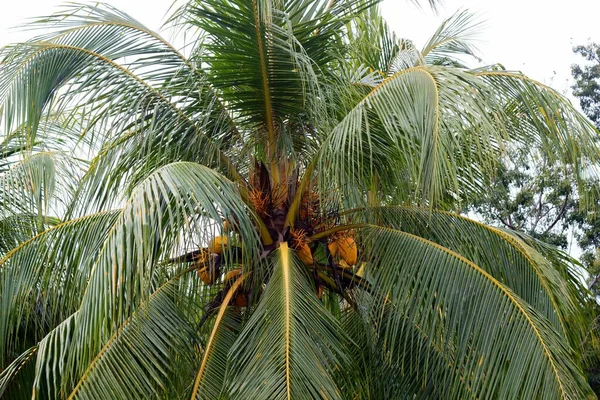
left=296, top=243, right=314, bottom=265
left=328, top=241, right=338, bottom=257
left=197, top=266, right=217, bottom=285
left=208, top=235, right=228, bottom=254
left=336, top=236, right=357, bottom=265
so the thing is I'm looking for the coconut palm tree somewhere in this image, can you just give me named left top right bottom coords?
left=0, top=1, right=599, bottom=398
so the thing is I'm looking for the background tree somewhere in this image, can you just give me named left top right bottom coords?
left=0, top=2, right=599, bottom=399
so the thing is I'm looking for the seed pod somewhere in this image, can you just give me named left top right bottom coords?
left=296, top=243, right=314, bottom=265
left=208, top=235, right=228, bottom=254
left=336, top=236, right=357, bottom=265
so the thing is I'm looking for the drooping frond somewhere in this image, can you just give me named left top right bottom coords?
left=0, top=3, right=245, bottom=216
left=320, top=65, right=503, bottom=206
left=0, top=346, right=37, bottom=399
left=190, top=275, right=246, bottom=400
left=361, top=225, right=594, bottom=399
left=63, top=162, right=259, bottom=392
left=226, top=243, right=349, bottom=399
left=351, top=206, right=585, bottom=344
left=67, top=280, right=197, bottom=400
left=0, top=210, right=121, bottom=367
left=476, top=67, right=600, bottom=178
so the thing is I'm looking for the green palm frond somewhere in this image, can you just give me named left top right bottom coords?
left=352, top=206, right=585, bottom=344
left=226, top=243, right=349, bottom=400
left=0, top=210, right=121, bottom=367
left=66, top=162, right=259, bottom=390
left=191, top=276, right=246, bottom=399
left=421, top=10, right=483, bottom=67
left=320, top=65, right=502, bottom=206
left=67, top=280, right=197, bottom=400
left=362, top=225, right=594, bottom=399
left=0, top=346, right=37, bottom=399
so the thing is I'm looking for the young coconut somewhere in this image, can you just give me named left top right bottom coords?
left=208, top=235, right=228, bottom=254
left=296, top=243, right=314, bottom=265
left=336, top=236, right=357, bottom=265
left=197, top=266, right=218, bottom=285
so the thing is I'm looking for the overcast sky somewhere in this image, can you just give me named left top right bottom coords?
left=1, top=0, right=599, bottom=101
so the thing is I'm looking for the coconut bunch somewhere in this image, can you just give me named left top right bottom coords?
left=192, top=223, right=249, bottom=308
left=186, top=160, right=364, bottom=311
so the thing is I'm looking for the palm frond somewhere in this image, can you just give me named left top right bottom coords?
left=362, top=225, right=593, bottom=399
left=67, top=280, right=197, bottom=400
left=421, top=10, right=483, bottom=67
left=191, top=276, right=246, bottom=400
left=320, top=65, right=502, bottom=206
left=351, top=206, right=585, bottom=345
left=63, top=162, right=260, bottom=390
left=226, top=243, right=349, bottom=399
left=0, top=210, right=121, bottom=367
left=0, top=346, right=37, bottom=399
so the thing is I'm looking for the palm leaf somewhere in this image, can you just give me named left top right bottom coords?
left=190, top=275, right=247, bottom=400
left=362, top=225, right=594, bottom=399
left=67, top=279, right=197, bottom=400
left=226, top=243, right=349, bottom=399
left=0, top=210, right=121, bottom=368
left=351, top=206, right=584, bottom=344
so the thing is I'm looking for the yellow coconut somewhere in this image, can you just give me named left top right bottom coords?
left=197, top=266, right=216, bottom=285
left=224, top=268, right=242, bottom=283
left=327, top=241, right=338, bottom=257
left=208, top=235, right=228, bottom=254
left=296, top=243, right=314, bottom=265
left=336, top=236, right=357, bottom=265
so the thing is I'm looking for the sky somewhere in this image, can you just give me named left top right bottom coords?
left=1, top=0, right=599, bottom=102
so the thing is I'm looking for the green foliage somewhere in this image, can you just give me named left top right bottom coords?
left=0, top=2, right=598, bottom=399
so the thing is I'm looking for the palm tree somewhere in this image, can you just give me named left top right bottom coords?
left=0, top=1, right=599, bottom=398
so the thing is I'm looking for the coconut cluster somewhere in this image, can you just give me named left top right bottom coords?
left=194, top=223, right=247, bottom=307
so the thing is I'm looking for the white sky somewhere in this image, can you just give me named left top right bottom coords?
left=1, top=0, right=599, bottom=101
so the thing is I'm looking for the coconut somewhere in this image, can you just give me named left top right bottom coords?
left=328, top=241, right=338, bottom=257
left=197, top=266, right=217, bottom=285
left=336, top=236, right=357, bottom=265
left=208, top=235, right=228, bottom=254
left=296, top=243, right=314, bottom=265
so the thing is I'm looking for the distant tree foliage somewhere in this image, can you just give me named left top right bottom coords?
left=573, top=43, right=600, bottom=128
